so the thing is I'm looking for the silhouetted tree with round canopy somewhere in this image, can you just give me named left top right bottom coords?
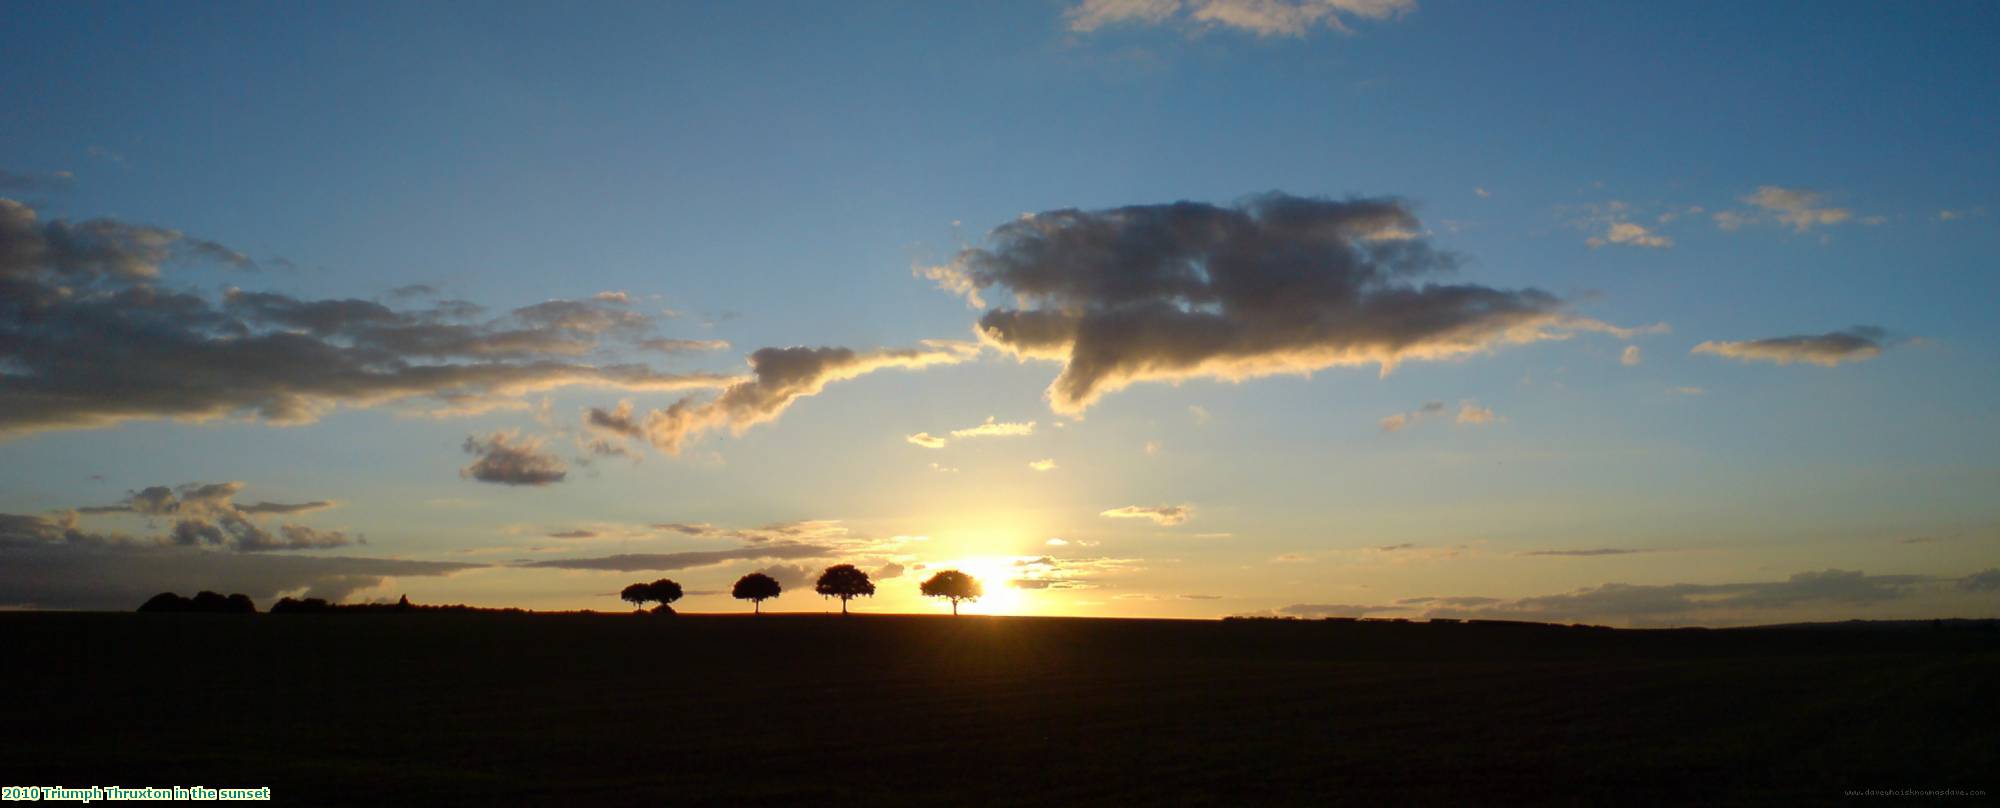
left=621, top=582, right=653, bottom=611
left=920, top=570, right=983, bottom=615
left=732, top=572, right=783, bottom=614
left=815, top=564, right=875, bottom=614
left=621, top=579, right=684, bottom=613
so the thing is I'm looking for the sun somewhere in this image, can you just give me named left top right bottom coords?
left=929, top=556, right=1026, bottom=615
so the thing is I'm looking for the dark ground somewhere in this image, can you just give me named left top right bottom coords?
left=4, top=612, right=1995, bottom=805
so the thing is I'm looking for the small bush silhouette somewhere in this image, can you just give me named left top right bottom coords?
left=732, top=572, right=783, bottom=614
left=815, top=564, right=875, bottom=614
left=621, top=579, right=684, bottom=614
left=138, top=591, right=257, bottom=613
left=920, top=570, right=984, bottom=615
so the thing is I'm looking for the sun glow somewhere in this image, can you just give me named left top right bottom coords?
left=928, top=556, right=1029, bottom=615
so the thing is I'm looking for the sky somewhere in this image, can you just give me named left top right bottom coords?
left=2, top=0, right=1997, bottom=626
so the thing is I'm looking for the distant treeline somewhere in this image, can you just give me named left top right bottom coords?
left=138, top=592, right=519, bottom=615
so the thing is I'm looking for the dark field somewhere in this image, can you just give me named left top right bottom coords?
left=5, top=613, right=1996, bottom=805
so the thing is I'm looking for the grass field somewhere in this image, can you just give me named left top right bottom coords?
left=5, top=612, right=1995, bottom=805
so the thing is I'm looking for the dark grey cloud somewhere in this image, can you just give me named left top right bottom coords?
left=1423, top=569, right=1943, bottom=626
left=924, top=193, right=1643, bottom=415
left=1960, top=568, right=2000, bottom=593
left=1521, top=548, right=1652, bottom=557
left=547, top=529, right=597, bottom=539
left=0, top=199, right=735, bottom=438
left=461, top=432, right=568, bottom=486
left=515, top=543, right=834, bottom=572
left=0, top=168, right=75, bottom=192
left=637, top=338, right=731, bottom=353
left=1180, top=594, right=1223, bottom=600
left=1396, top=596, right=1501, bottom=607
left=69, top=481, right=351, bottom=553
left=0, top=537, right=479, bottom=610
left=1692, top=326, right=1886, bottom=367
left=754, top=563, right=816, bottom=590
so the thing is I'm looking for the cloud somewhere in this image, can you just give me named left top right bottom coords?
left=1189, top=405, right=1211, bottom=424
left=0, top=200, right=737, bottom=439
left=1741, top=186, right=1853, bottom=232
left=1455, top=400, right=1497, bottom=425
left=653, top=519, right=870, bottom=547
left=1279, top=603, right=1392, bottom=618
left=1100, top=504, right=1191, bottom=526
left=927, top=193, right=1641, bottom=416
left=0, top=514, right=475, bottom=609
left=1423, top=569, right=1945, bottom=627
left=1959, top=569, right=2000, bottom=592
left=1521, top=548, right=1651, bottom=557
left=905, top=432, right=947, bottom=449
left=1587, top=221, right=1673, bottom=249
left=1621, top=345, right=1642, bottom=366
left=1692, top=326, right=1886, bottom=367
left=0, top=168, right=75, bottom=193
left=1028, top=458, right=1059, bottom=472
left=1673, top=386, right=1705, bottom=395
left=1379, top=400, right=1443, bottom=432
left=515, top=544, right=833, bottom=572
left=1007, top=554, right=1139, bottom=590
left=461, top=432, right=567, bottom=486
left=950, top=416, right=1036, bottom=438
left=1937, top=208, right=1985, bottom=222
left=874, top=562, right=906, bottom=580
left=547, top=529, right=597, bottom=539
left=1065, top=0, right=1416, bottom=37
left=637, top=338, right=731, bottom=353
left=754, top=563, right=816, bottom=590
left=584, top=401, right=646, bottom=438
left=635, top=341, right=980, bottom=454
left=1181, top=594, right=1222, bottom=600
left=66, top=481, right=353, bottom=553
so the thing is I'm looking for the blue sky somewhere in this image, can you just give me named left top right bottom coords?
left=2, top=0, right=1996, bottom=623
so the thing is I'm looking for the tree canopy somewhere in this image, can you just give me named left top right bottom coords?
left=621, top=579, right=684, bottom=613
left=814, top=564, right=875, bottom=614
left=732, top=572, right=783, bottom=613
left=920, top=570, right=984, bottom=615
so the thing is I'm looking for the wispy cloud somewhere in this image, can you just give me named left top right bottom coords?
left=1065, top=0, right=1417, bottom=37
left=1692, top=326, right=1887, bottom=367
left=1100, top=504, right=1191, bottom=526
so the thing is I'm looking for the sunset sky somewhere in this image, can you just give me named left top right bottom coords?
left=3, top=0, right=1996, bottom=625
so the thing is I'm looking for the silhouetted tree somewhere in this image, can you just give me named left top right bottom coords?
left=920, top=570, right=983, bottom=615
left=622, top=579, right=683, bottom=614
left=141, top=591, right=256, bottom=613
left=815, top=564, right=875, bottom=614
left=646, top=578, right=684, bottom=614
left=139, top=592, right=190, bottom=612
left=732, top=572, right=783, bottom=614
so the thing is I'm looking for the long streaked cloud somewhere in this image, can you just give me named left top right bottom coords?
left=925, top=193, right=1648, bottom=416
left=0, top=508, right=474, bottom=608
left=1692, top=326, right=1886, bottom=367
left=514, top=544, right=835, bottom=572
left=1100, top=504, right=1191, bottom=526
left=1420, top=569, right=1953, bottom=627
left=0, top=200, right=738, bottom=438
left=626, top=341, right=981, bottom=454
left=950, top=416, right=1036, bottom=438
left=1065, top=0, right=1416, bottom=37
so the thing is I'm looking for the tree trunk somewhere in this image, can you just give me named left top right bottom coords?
left=952, top=600, right=959, bottom=616
left=841, top=597, right=848, bottom=614
left=754, top=600, right=760, bottom=615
